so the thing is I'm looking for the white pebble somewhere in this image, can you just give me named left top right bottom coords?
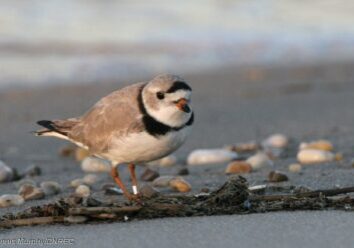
left=0, top=194, right=24, bottom=208
left=187, top=149, right=238, bottom=165
left=148, top=155, right=177, bottom=167
left=152, top=176, right=175, bottom=187
left=288, top=163, right=302, bottom=173
left=82, top=174, right=98, bottom=185
left=40, top=181, right=62, bottom=196
left=262, top=133, right=289, bottom=148
left=0, top=160, right=14, bottom=183
left=70, top=178, right=85, bottom=188
left=297, top=149, right=335, bottom=164
left=299, top=140, right=334, bottom=151
left=81, top=157, right=111, bottom=173
left=246, top=152, right=273, bottom=170
left=75, top=185, right=91, bottom=197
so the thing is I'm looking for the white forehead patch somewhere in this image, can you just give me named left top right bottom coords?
left=166, top=90, right=191, bottom=101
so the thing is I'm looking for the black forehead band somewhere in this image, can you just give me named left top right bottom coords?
left=166, top=81, right=192, bottom=93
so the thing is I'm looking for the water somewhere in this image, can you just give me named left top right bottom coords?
left=1, top=0, right=354, bottom=90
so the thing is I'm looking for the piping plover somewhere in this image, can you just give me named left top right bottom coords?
left=35, top=74, right=193, bottom=200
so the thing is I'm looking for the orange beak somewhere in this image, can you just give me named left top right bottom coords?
left=175, top=98, right=190, bottom=113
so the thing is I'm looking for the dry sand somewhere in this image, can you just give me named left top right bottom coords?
left=1, top=62, right=354, bottom=247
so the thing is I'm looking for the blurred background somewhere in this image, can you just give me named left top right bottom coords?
left=1, top=0, right=354, bottom=90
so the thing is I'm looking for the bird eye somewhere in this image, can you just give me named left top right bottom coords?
left=156, top=92, right=165, bottom=100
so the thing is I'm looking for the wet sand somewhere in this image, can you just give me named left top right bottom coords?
left=1, top=62, right=354, bottom=247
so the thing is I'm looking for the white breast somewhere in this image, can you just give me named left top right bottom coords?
left=102, top=127, right=191, bottom=164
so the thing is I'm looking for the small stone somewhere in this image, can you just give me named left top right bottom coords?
left=225, top=142, right=259, bottom=153
left=140, top=168, right=160, bottom=182
left=299, top=140, right=334, bottom=151
left=70, top=178, right=86, bottom=188
left=268, top=171, right=288, bottom=183
left=297, top=149, right=335, bottom=164
left=23, top=164, right=41, bottom=177
left=288, top=163, right=302, bottom=173
left=0, top=160, right=14, bottom=183
left=64, top=215, right=88, bottom=224
left=59, top=145, right=75, bottom=157
left=169, top=177, right=192, bottom=192
left=81, top=157, right=110, bottom=173
left=40, top=181, right=62, bottom=196
left=14, top=179, right=37, bottom=188
left=75, top=185, right=91, bottom=197
left=140, top=184, right=159, bottom=198
left=262, top=134, right=289, bottom=148
left=65, top=195, right=83, bottom=206
left=152, top=176, right=175, bottom=187
left=82, top=196, right=102, bottom=207
left=18, top=184, right=45, bottom=200
left=75, top=147, right=90, bottom=161
left=225, top=161, right=252, bottom=174
left=82, top=174, right=98, bottom=185
left=246, top=152, right=273, bottom=170
left=100, top=183, right=123, bottom=195
left=148, top=155, right=177, bottom=167
left=0, top=194, right=25, bottom=208
left=177, top=168, right=189, bottom=176
left=187, top=149, right=238, bottom=165
left=104, top=187, right=123, bottom=195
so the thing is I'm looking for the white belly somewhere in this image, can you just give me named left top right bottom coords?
left=102, top=127, right=191, bottom=164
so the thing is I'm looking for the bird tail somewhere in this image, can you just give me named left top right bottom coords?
left=34, top=119, right=78, bottom=140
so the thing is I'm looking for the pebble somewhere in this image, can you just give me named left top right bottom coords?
left=81, top=157, right=110, bottom=173
left=40, top=181, right=62, bottom=196
left=75, top=147, right=90, bottom=161
left=14, top=179, right=37, bottom=188
left=23, top=164, right=42, bottom=177
left=103, top=186, right=123, bottom=195
left=140, top=168, right=160, bottom=182
left=59, top=145, right=75, bottom=157
left=82, top=174, right=98, bottom=185
left=288, top=163, right=302, bottom=173
left=0, top=194, right=25, bottom=208
left=75, top=185, right=91, bottom=197
left=139, top=184, right=160, bottom=198
left=148, top=155, right=177, bottom=167
left=225, top=142, right=259, bottom=153
left=297, top=149, right=336, bottom=164
left=262, top=134, right=289, bottom=148
left=152, top=176, right=175, bottom=187
left=187, top=149, right=238, bottom=165
left=70, top=178, right=86, bottom=188
left=299, top=140, right=334, bottom=151
left=0, top=160, right=14, bottom=183
left=246, top=152, right=273, bottom=170
left=225, top=161, right=252, bottom=174
left=18, top=184, right=45, bottom=200
left=169, top=178, right=192, bottom=192
left=177, top=168, right=189, bottom=176
left=268, top=171, right=288, bottom=182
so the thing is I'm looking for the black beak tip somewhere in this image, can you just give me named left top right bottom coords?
left=182, top=104, right=191, bottom=113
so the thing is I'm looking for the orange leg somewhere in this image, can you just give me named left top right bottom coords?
left=111, top=166, right=133, bottom=200
left=128, top=163, right=139, bottom=195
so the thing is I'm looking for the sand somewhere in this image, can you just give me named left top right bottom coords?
left=1, top=62, right=354, bottom=247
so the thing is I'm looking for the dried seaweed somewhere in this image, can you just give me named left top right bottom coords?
left=1, top=176, right=354, bottom=229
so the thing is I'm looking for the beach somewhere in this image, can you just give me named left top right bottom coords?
left=1, top=62, right=354, bottom=247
